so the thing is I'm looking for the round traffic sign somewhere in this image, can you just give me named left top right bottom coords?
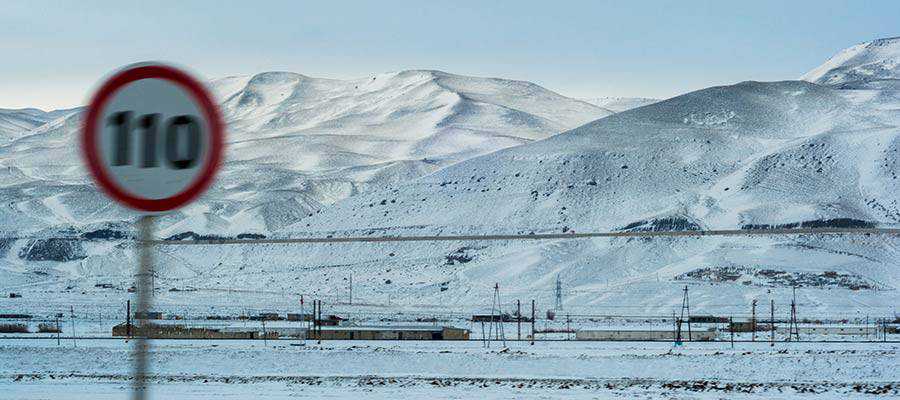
left=81, top=63, right=224, bottom=212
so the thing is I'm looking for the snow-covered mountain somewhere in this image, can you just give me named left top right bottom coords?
left=802, top=36, right=899, bottom=89
left=292, top=79, right=891, bottom=235
left=261, top=72, right=897, bottom=312
left=247, top=37, right=898, bottom=314
left=2, top=39, right=899, bottom=317
left=580, top=96, right=659, bottom=112
left=0, top=108, right=78, bottom=143
left=0, top=70, right=611, bottom=236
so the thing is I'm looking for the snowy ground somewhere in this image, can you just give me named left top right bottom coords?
left=0, top=338, right=897, bottom=399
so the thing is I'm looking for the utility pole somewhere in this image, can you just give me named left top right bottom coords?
left=317, top=300, right=322, bottom=344
left=127, top=300, right=132, bottom=338
left=487, top=283, right=506, bottom=347
left=55, top=315, right=60, bottom=346
left=554, top=274, right=563, bottom=311
left=311, top=300, right=317, bottom=343
left=300, top=295, right=307, bottom=343
left=530, top=299, right=535, bottom=345
left=486, top=290, right=494, bottom=348
left=481, top=322, right=486, bottom=347
left=770, top=299, right=775, bottom=346
left=679, top=286, right=692, bottom=341
left=70, top=306, right=77, bottom=347
left=516, top=300, right=521, bottom=341
left=672, top=311, right=679, bottom=345
left=349, top=274, right=353, bottom=306
left=788, top=287, right=800, bottom=341
left=751, top=300, right=757, bottom=342
left=730, top=316, right=734, bottom=349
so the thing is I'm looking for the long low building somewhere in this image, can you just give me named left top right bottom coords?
left=796, top=325, right=882, bottom=336
left=112, top=322, right=277, bottom=339
left=308, top=325, right=469, bottom=340
left=113, top=322, right=469, bottom=340
left=576, top=329, right=717, bottom=341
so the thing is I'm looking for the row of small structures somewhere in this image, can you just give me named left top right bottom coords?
left=108, top=311, right=896, bottom=341
left=112, top=321, right=470, bottom=340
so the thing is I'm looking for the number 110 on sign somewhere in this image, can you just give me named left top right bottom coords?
left=107, top=111, right=202, bottom=170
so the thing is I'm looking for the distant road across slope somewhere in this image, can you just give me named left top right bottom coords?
left=147, top=226, right=900, bottom=245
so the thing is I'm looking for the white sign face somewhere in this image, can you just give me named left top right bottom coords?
left=81, top=63, right=224, bottom=212
left=97, top=78, right=212, bottom=199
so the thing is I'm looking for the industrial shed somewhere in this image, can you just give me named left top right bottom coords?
left=308, top=325, right=469, bottom=340
left=797, top=325, right=881, bottom=336
left=575, top=329, right=717, bottom=341
left=112, top=322, right=277, bottom=339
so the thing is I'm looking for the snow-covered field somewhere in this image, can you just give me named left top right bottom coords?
left=1, top=339, right=897, bottom=399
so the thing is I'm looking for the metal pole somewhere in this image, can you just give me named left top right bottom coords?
left=672, top=311, right=677, bottom=345
left=481, top=321, right=486, bottom=348
left=730, top=316, right=734, bottom=349
left=127, top=300, right=132, bottom=338
left=349, top=274, right=352, bottom=306
left=517, top=300, right=521, bottom=341
left=55, top=316, right=60, bottom=346
left=685, top=287, right=692, bottom=342
left=487, top=285, right=496, bottom=346
left=132, top=215, right=155, bottom=400
left=751, top=300, right=757, bottom=342
left=300, top=295, right=305, bottom=343
left=70, top=306, right=76, bottom=348
left=530, top=300, right=535, bottom=345
left=770, top=299, right=775, bottom=346
left=316, top=300, right=322, bottom=344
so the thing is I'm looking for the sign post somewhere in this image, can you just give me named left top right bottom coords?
left=80, top=62, right=224, bottom=400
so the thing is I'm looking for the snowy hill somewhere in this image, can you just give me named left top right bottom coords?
left=240, top=40, right=900, bottom=314
left=0, top=109, right=47, bottom=140
left=0, top=108, right=78, bottom=143
left=580, top=96, right=659, bottom=112
left=249, top=77, right=897, bottom=312
left=293, top=79, right=892, bottom=235
left=802, top=36, right=900, bottom=89
left=0, top=70, right=611, bottom=236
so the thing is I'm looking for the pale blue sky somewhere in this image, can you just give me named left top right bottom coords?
left=2, top=0, right=898, bottom=109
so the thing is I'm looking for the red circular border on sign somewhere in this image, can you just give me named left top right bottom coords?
left=81, top=64, right=225, bottom=212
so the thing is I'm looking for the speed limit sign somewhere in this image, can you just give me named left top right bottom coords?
left=81, top=62, right=224, bottom=212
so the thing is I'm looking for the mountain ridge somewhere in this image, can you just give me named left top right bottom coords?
left=0, top=69, right=612, bottom=236
left=1, top=39, right=899, bottom=315
left=802, top=36, right=900, bottom=88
